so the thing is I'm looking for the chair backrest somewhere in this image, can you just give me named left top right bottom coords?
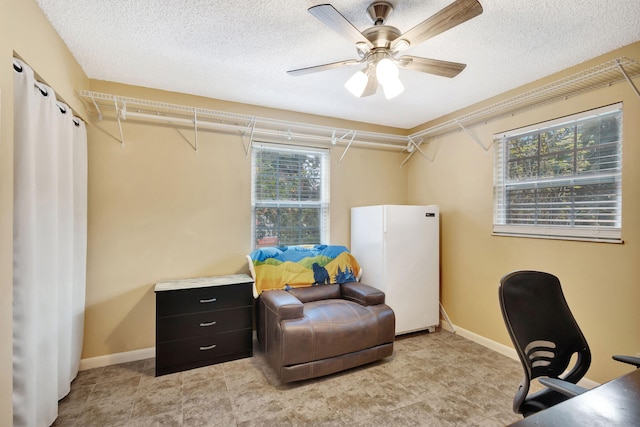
left=499, top=271, right=591, bottom=384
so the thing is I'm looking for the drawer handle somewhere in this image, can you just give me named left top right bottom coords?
left=199, top=298, right=217, bottom=303
left=199, top=344, right=217, bottom=351
left=199, top=321, right=217, bottom=327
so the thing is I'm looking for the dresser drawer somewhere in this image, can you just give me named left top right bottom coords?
left=156, top=329, right=252, bottom=375
left=156, top=306, right=252, bottom=342
left=156, top=282, right=253, bottom=317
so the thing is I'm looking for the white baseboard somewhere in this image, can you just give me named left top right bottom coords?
left=441, top=322, right=599, bottom=389
left=441, top=322, right=518, bottom=360
left=79, top=347, right=155, bottom=371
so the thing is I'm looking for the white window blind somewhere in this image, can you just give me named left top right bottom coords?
left=493, top=103, right=622, bottom=242
left=251, top=142, right=329, bottom=248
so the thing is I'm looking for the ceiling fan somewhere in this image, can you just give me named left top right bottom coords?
left=287, top=0, right=483, bottom=99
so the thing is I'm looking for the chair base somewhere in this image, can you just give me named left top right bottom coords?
left=279, top=342, right=393, bottom=383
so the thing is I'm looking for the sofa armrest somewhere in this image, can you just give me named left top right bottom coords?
left=341, top=282, right=385, bottom=306
left=259, top=290, right=304, bottom=322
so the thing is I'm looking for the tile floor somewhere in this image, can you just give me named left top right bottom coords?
left=54, top=330, right=530, bottom=426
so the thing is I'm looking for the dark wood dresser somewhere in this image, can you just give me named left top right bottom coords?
left=154, top=274, right=254, bottom=376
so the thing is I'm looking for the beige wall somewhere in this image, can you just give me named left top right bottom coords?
left=407, top=41, right=640, bottom=384
left=83, top=80, right=407, bottom=358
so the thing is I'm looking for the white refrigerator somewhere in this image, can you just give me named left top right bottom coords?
left=351, top=205, right=440, bottom=335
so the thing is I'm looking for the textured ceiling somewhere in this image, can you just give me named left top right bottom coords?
left=36, top=0, right=640, bottom=129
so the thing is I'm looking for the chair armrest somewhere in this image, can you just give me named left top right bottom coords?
left=538, top=377, right=588, bottom=397
left=513, top=377, right=529, bottom=414
left=340, top=282, right=385, bottom=306
left=612, top=355, right=640, bottom=368
left=259, top=290, right=304, bottom=322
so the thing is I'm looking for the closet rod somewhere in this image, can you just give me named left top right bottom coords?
left=124, top=110, right=404, bottom=150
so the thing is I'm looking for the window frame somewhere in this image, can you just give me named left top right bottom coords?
left=493, top=103, right=623, bottom=243
left=251, top=142, right=330, bottom=249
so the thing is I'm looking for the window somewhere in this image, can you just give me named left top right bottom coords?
left=251, top=142, right=329, bottom=248
left=493, top=103, right=622, bottom=242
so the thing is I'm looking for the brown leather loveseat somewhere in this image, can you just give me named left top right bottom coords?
left=256, top=281, right=395, bottom=383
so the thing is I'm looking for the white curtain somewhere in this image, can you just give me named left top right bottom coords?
left=13, top=59, right=87, bottom=427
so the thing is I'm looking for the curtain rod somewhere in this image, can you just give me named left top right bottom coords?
left=13, top=58, right=83, bottom=127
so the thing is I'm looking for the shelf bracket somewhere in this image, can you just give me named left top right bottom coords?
left=401, top=137, right=437, bottom=167
left=401, top=137, right=432, bottom=166
left=617, top=60, right=640, bottom=100
left=90, top=95, right=103, bottom=121
left=242, top=117, right=257, bottom=159
left=456, top=121, right=491, bottom=152
left=114, top=97, right=125, bottom=148
left=400, top=150, right=416, bottom=167
left=193, top=110, right=199, bottom=153
left=339, top=131, right=357, bottom=163
left=173, top=127, right=198, bottom=151
left=407, top=136, right=433, bottom=162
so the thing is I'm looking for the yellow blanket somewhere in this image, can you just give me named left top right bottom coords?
left=248, top=245, right=361, bottom=296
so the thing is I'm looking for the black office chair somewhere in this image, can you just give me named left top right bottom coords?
left=499, top=271, right=591, bottom=416
left=499, top=270, right=640, bottom=417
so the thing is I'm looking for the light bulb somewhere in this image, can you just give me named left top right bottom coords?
left=344, top=70, right=368, bottom=97
left=382, top=77, right=404, bottom=99
left=376, top=58, right=399, bottom=85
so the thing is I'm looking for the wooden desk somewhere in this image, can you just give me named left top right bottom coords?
left=509, top=369, right=640, bottom=426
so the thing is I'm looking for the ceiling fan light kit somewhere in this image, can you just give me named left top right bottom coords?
left=382, top=75, right=405, bottom=99
left=345, top=53, right=404, bottom=99
left=288, top=0, right=484, bottom=100
left=344, top=69, right=370, bottom=97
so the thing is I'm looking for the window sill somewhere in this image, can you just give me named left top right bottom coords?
left=492, top=232, right=623, bottom=244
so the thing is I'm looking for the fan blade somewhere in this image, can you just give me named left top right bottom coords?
left=391, top=0, right=483, bottom=51
left=287, top=59, right=360, bottom=76
left=398, top=56, right=467, bottom=78
left=309, top=4, right=374, bottom=50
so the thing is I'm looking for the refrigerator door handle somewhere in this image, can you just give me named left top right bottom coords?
left=383, top=209, right=387, bottom=233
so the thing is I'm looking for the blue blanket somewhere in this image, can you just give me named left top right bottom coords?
left=248, top=245, right=361, bottom=295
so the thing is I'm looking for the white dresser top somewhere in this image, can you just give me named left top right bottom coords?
left=154, top=273, right=254, bottom=292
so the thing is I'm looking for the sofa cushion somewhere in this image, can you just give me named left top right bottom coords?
left=280, top=299, right=395, bottom=366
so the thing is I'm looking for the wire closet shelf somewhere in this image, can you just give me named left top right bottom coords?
left=79, top=90, right=410, bottom=153
left=410, top=57, right=640, bottom=141
left=79, top=56, right=640, bottom=162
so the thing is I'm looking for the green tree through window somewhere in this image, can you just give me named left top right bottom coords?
left=252, top=143, right=329, bottom=248
left=494, top=104, right=622, bottom=242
